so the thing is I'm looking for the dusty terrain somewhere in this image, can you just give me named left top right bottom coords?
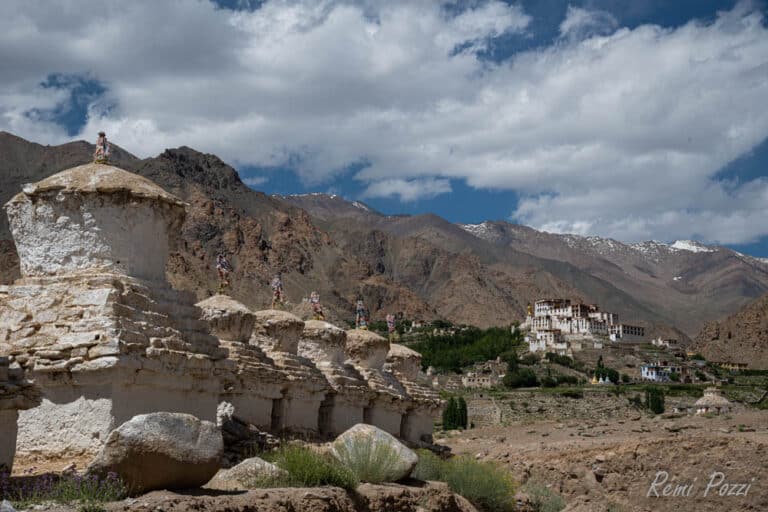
left=441, top=402, right=768, bottom=511
left=7, top=482, right=478, bottom=512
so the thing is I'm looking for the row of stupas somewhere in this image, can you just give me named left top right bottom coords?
left=0, top=163, right=441, bottom=470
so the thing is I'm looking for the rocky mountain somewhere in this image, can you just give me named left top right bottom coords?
left=453, top=221, right=768, bottom=336
left=0, top=132, right=438, bottom=325
left=2, top=131, right=766, bottom=340
left=693, top=293, right=768, bottom=368
left=282, top=197, right=768, bottom=338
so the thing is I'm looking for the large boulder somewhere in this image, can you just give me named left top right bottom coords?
left=206, top=456, right=286, bottom=491
left=331, top=424, right=418, bottom=482
left=87, top=412, right=223, bottom=494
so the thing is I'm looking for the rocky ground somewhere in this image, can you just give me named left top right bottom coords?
left=440, top=405, right=768, bottom=511
left=11, top=482, right=477, bottom=512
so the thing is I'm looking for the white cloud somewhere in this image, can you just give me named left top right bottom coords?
left=362, top=178, right=452, bottom=202
left=0, top=1, right=767, bottom=245
left=559, top=5, right=618, bottom=41
left=242, top=175, right=268, bottom=187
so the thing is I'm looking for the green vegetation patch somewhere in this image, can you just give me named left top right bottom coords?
left=412, top=450, right=516, bottom=512
left=410, top=327, right=522, bottom=373
left=331, top=436, right=403, bottom=484
left=520, top=481, right=566, bottom=512
left=0, top=471, right=126, bottom=510
left=258, top=444, right=358, bottom=490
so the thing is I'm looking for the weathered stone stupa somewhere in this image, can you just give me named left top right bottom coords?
left=386, top=344, right=442, bottom=444
left=0, top=356, right=39, bottom=471
left=0, top=163, right=232, bottom=457
left=196, top=295, right=287, bottom=430
left=345, top=329, right=410, bottom=436
left=298, top=320, right=375, bottom=437
left=250, top=310, right=329, bottom=433
left=0, top=163, right=442, bottom=461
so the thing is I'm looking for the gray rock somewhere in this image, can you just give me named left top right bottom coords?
left=87, top=412, right=223, bottom=494
left=331, top=423, right=418, bottom=482
left=0, top=500, right=16, bottom=512
left=206, top=456, right=287, bottom=490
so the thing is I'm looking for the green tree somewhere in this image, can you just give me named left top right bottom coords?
left=410, top=327, right=524, bottom=372
left=457, top=396, right=468, bottom=429
left=443, top=397, right=459, bottom=430
left=503, top=368, right=539, bottom=388
left=645, top=387, right=665, bottom=414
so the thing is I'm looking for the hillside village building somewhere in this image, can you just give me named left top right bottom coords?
left=460, top=357, right=507, bottom=389
left=640, top=361, right=689, bottom=382
left=524, top=299, right=645, bottom=354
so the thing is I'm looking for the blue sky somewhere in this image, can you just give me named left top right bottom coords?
left=1, top=0, right=767, bottom=256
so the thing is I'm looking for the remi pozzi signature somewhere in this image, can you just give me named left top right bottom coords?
left=647, top=470, right=756, bottom=498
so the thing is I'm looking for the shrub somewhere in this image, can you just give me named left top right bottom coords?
left=559, top=389, right=583, bottom=399
left=410, top=327, right=524, bottom=372
left=331, top=436, right=403, bottom=484
left=412, top=451, right=516, bottom=511
left=521, top=481, right=566, bottom=512
left=594, top=366, right=620, bottom=384
left=457, top=396, right=468, bottom=429
left=412, top=449, right=446, bottom=481
left=645, top=387, right=665, bottom=414
left=520, top=353, right=540, bottom=366
left=621, top=373, right=631, bottom=383
left=0, top=472, right=126, bottom=509
left=261, top=445, right=358, bottom=490
left=541, top=375, right=558, bottom=388
left=443, top=395, right=467, bottom=430
left=443, top=396, right=459, bottom=430
left=443, top=456, right=516, bottom=512
left=544, top=353, right=577, bottom=368
left=503, top=368, right=539, bottom=388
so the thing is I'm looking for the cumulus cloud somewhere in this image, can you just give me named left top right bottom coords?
left=362, top=178, right=453, bottom=202
left=559, top=5, right=618, bottom=41
left=242, top=175, right=268, bottom=187
left=0, top=1, right=767, bottom=245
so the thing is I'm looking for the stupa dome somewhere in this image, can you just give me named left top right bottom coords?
left=5, top=163, right=186, bottom=281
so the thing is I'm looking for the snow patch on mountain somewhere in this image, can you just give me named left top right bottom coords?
left=460, top=222, right=495, bottom=241
left=671, top=240, right=715, bottom=253
left=351, top=201, right=370, bottom=211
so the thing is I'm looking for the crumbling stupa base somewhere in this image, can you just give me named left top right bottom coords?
left=16, top=381, right=220, bottom=458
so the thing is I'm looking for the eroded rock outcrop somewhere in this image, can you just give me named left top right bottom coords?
left=0, top=163, right=232, bottom=458
left=345, top=329, right=410, bottom=436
